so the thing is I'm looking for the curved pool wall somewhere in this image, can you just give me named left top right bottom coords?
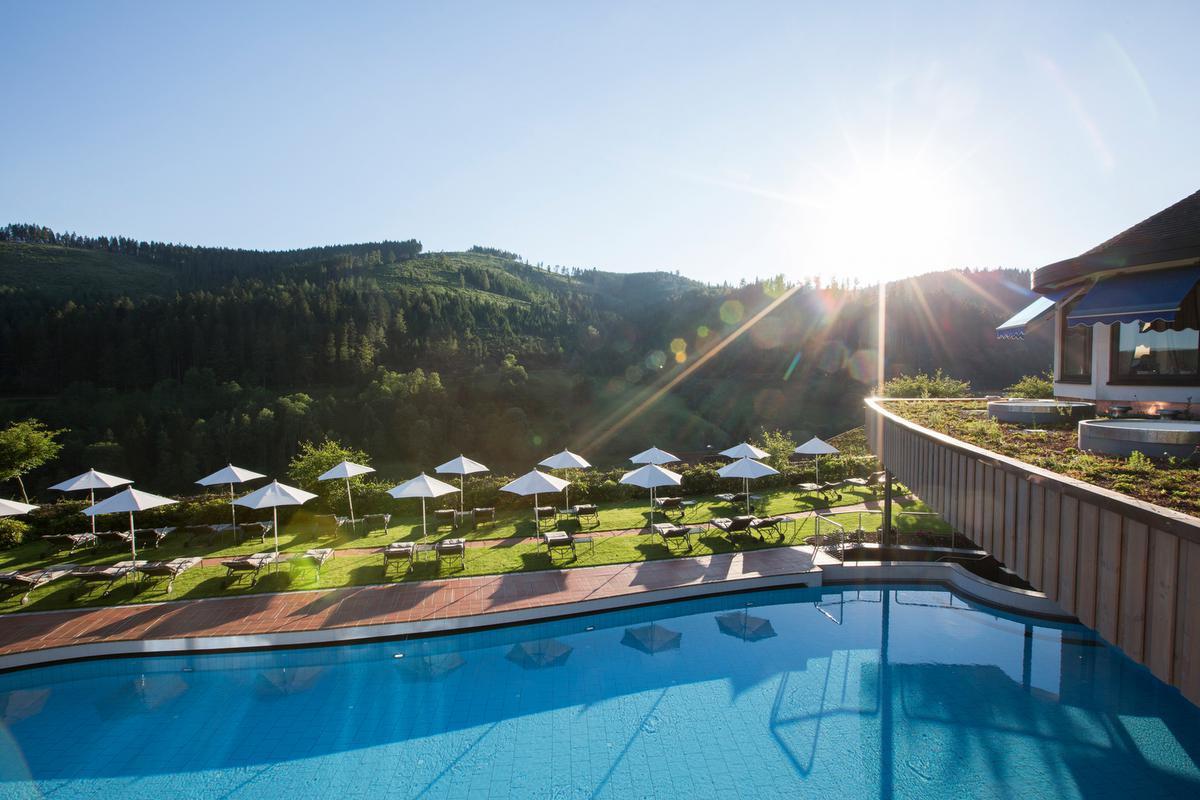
left=1, top=584, right=1198, bottom=799
left=988, top=399, right=1095, bottom=425
left=1078, top=418, right=1200, bottom=458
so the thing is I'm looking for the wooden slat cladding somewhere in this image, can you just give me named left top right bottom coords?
left=866, top=399, right=1200, bottom=707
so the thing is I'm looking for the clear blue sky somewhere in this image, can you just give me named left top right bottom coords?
left=2, top=0, right=1198, bottom=284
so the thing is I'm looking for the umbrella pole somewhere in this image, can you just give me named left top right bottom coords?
left=421, top=497, right=427, bottom=543
left=273, top=506, right=280, bottom=555
left=533, top=492, right=539, bottom=534
left=460, top=475, right=464, bottom=514
left=230, top=483, right=237, bottom=531
left=129, top=510, right=136, bottom=560
left=90, top=488, right=96, bottom=535
left=815, top=455, right=820, bottom=485
left=745, top=477, right=750, bottom=515
left=648, top=491, right=653, bottom=530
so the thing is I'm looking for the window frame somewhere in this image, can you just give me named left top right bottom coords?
left=1057, top=302, right=1093, bottom=384
left=1107, top=322, right=1200, bottom=386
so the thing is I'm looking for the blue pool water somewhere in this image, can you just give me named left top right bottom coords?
left=0, top=584, right=1198, bottom=799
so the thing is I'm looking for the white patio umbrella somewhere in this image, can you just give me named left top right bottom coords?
left=233, top=480, right=318, bottom=555
left=719, top=442, right=769, bottom=460
left=794, top=437, right=840, bottom=484
left=629, top=447, right=680, bottom=510
left=84, top=487, right=177, bottom=560
left=620, top=464, right=682, bottom=529
left=500, top=470, right=570, bottom=530
left=538, top=449, right=592, bottom=508
left=435, top=455, right=489, bottom=513
left=49, top=469, right=133, bottom=535
left=629, top=446, right=680, bottom=465
left=388, top=473, right=459, bottom=542
left=317, top=461, right=375, bottom=528
left=0, top=499, right=38, bottom=517
left=196, top=464, right=266, bottom=533
left=716, top=457, right=780, bottom=514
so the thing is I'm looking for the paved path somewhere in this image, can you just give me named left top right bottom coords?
left=0, top=546, right=828, bottom=661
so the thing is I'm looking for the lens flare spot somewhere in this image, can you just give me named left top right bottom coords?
left=531, top=434, right=543, bottom=446
left=674, top=351, right=686, bottom=364
left=697, top=325, right=710, bottom=338
left=624, top=365, right=644, bottom=384
left=644, top=350, right=666, bottom=370
left=817, top=341, right=849, bottom=372
left=748, top=317, right=783, bottom=349
left=847, top=349, right=878, bottom=383
left=669, top=338, right=687, bottom=354
left=753, top=388, right=786, bottom=419
left=719, top=300, right=744, bottom=326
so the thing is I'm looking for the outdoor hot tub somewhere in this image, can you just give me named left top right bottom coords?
left=987, top=399, right=1095, bottom=426
left=1078, top=418, right=1200, bottom=458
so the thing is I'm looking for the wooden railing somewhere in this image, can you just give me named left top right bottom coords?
left=865, top=397, right=1200, bottom=706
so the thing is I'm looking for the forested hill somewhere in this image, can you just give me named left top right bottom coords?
left=0, top=224, right=1051, bottom=491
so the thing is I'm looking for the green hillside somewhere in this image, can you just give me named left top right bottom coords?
left=0, top=225, right=1053, bottom=492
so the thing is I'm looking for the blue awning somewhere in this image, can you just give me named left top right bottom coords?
left=995, top=288, right=1073, bottom=340
left=1067, top=265, right=1200, bottom=327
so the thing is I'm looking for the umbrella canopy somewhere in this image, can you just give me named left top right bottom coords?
left=388, top=473, right=458, bottom=541
left=717, top=457, right=779, bottom=514
left=716, top=612, right=778, bottom=642
left=794, top=437, right=840, bottom=484
left=317, top=460, right=375, bottom=527
left=621, top=623, right=682, bottom=655
left=501, top=470, right=570, bottom=530
left=196, top=464, right=266, bottom=532
left=719, top=442, right=769, bottom=460
left=629, top=446, right=680, bottom=465
left=196, top=464, right=266, bottom=486
left=538, top=449, right=592, bottom=508
left=84, top=487, right=177, bottom=560
left=539, top=449, right=591, bottom=470
left=506, top=639, right=573, bottom=669
left=435, top=455, right=489, bottom=475
left=49, top=469, right=132, bottom=492
left=620, top=464, right=682, bottom=528
left=435, top=455, right=489, bottom=512
left=50, top=469, right=134, bottom=536
left=234, top=480, right=318, bottom=554
left=0, top=499, right=38, bottom=517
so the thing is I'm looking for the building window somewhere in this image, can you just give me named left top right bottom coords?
left=1059, top=302, right=1092, bottom=382
left=1110, top=322, right=1199, bottom=383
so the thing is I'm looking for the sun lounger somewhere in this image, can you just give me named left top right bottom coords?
left=71, top=560, right=147, bottom=598
left=572, top=504, right=599, bottom=525
left=133, top=527, right=175, bottom=549
left=435, top=538, right=467, bottom=569
left=221, top=552, right=283, bottom=586
left=819, top=481, right=846, bottom=496
left=711, top=516, right=757, bottom=541
left=535, top=506, right=557, bottom=530
left=95, top=530, right=133, bottom=548
left=383, top=541, right=416, bottom=575
left=652, top=522, right=696, bottom=550
left=796, top=482, right=822, bottom=494
left=293, top=548, right=335, bottom=583
left=239, top=522, right=272, bottom=544
left=749, top=516, right=788, bottom=539
left=42, top=532, right=96, bottom=554
left=541, top=530, right=590, bottom=560
left=360, top=513, right=391, bottom=533
left=0, top=563, right=79, bottom=604
left=472, top=507, right=495, bottom=526
left=137, top=557, right=201, bottom=594
left=433, top=509, right=456, bottom=529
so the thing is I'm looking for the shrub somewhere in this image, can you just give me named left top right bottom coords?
left=1126, top=450, right=1154, bottom=473
left=881, top=370, right=971, bottom=399
left=1005, top=372, right=1054, bottom=399
left=0, top=518, right=28, bottom=549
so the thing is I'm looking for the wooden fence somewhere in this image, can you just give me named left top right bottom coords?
left=865, top=397, right=1200, bottom=706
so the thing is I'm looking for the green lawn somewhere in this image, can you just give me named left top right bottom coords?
left=0, top=488, right=943, bottom=615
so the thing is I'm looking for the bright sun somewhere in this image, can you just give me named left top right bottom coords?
left=801, top=158, right=963, bottom=284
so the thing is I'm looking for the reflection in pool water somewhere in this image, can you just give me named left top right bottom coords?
left=0, top=584, right=1197, bottom=799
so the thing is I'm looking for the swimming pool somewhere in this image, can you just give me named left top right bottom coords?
left=0, top=584, right=1197, bottom=799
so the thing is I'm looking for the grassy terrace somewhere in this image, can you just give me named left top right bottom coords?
left=0, top=486, right=943, bottom=614
left=885, top=399, right=1200, bottom=517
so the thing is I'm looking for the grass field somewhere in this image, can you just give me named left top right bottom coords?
left=0, top=487, right=946, bottom=614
